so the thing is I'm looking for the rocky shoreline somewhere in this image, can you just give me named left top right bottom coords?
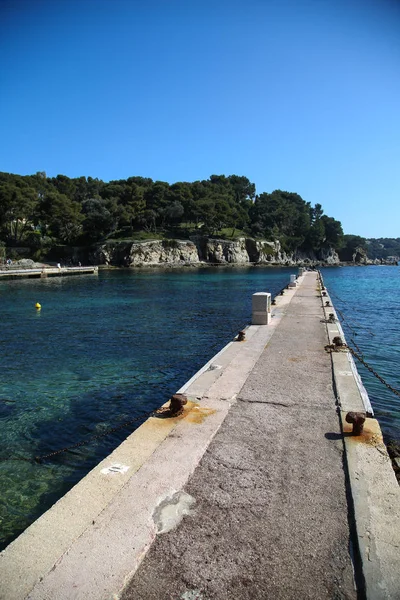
left=92, top=237, right=339, bottom=267
left=2, top=238, right=397, bottom=271
left=91, top=237, right=397, bottom=268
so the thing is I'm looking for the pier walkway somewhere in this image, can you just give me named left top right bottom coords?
left=122, top=272, right=356, bottom=600
left=1, top=272, right=399, bottom=600
left=0, top=266, right=98, bottom=279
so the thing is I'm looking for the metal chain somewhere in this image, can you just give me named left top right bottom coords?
left=0, top=408, right=158, bottom=465
left=349, top=337, right=363, bottom=357
left=325, top=345, right=349, bottom=353
left=321, top=285, right=399, bottom=396
left=336, top=307, right=357, bottom=337
left=348, top=346, right=400, bottom=398
left=323, top=319, right=400, bottom=397
left=325, top=342, right=400, bottom=396
left=328, top=289, right=375, bottom=337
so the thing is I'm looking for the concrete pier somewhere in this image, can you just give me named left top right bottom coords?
left=122, top=272, right=357, bottom=600
left=0, top=266, right=98, bottom=279
left=1, top=272, right=399, bottom=600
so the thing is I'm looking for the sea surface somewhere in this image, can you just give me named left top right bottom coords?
left=0, top=265, right=399, bottom=550
left=321, top=266, right=400, bottom=441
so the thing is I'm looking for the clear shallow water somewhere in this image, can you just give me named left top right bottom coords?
left=0, top=267, right=290, bottom=550
left=1, top=266, right=399, bottom=550
left=321, top=266, right=400, bottom=442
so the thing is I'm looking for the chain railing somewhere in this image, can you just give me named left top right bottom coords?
left=319, top=273, right=400, bottom=399
left=327, top=288, right=375, bottom=337
left=324, top=326, right=400, bottom=398
left=348, top=346, right=400, bottom=399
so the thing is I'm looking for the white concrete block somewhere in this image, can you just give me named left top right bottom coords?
left=252, top=311, right=270, bottom=325
left=252, top=293, right=271, bottom=325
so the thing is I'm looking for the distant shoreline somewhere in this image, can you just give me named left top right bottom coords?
left=0, top=260, right=397, bottom=278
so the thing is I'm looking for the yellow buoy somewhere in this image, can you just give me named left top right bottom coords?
left=35, top=302, right=41, bottom=310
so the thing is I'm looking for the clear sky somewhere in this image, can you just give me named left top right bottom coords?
left=1, top=0, right=399, bottom=237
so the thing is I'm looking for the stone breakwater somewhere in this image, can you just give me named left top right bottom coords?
left=92, top=237, right=340, bottom=267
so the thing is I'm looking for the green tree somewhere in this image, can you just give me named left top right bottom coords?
left=143, top=181, right=170, bottom=230
left=250, top=190, right=311, bottom=249
left=35, top=191, right=83, bottom=243
left=310, top=203, right=323, bottom=223
left=0, top=179, right=37, bottom=244
left=228, top=175, right=256, bottom=205
left=339, top=235, right=367, bottom=261
left=321, top=216, right=344, bottom=249
left=164, top=201, right=184, bottom=227
left=81, top=198, right=115, bottom=242
left=51, top=174, right=76, bottom=199
left=306, top=219, right=325, bottom=251
left=167, top=182, right=195, bottom=224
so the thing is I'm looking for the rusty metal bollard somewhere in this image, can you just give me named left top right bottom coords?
left=168, top=394, right=188, bottom=416
left=237, top=330, right=246, bottom=342
left=345, top=412, right=366, bottom=435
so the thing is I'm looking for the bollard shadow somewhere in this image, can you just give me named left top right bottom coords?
left=325, top=432, right=342, bottom=441
left=325, top=432, right=354, bottom=440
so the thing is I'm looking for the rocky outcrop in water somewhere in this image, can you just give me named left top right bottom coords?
left=345, top=246, right=398, bottom=265
left=92, top=238, right=341, bottom=267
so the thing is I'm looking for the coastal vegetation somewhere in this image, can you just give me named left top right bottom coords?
left=0, top=171, right=344, bottom=260
left=0, top=171, right=396, bottom=263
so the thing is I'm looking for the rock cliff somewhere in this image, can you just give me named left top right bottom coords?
left=93, top=240, right=199, bottom=266
left=92, top=238, right=340, bottom=267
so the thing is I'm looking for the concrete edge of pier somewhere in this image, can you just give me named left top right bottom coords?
left=1, top=272, right=399, bottom=600
left=0, top=280, right=300, bottom=600
left=0, top=266, right=98, bottom=279
left=318, top=274, right=400, bottom=600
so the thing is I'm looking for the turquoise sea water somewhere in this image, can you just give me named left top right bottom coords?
left=0, top=267, right=290, bottom=550
left=321, top=266, right=400, bottom=442
left=0, top=266, right=399, bottom=550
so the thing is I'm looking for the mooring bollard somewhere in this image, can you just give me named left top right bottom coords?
left=298, top=267, right=305, bottom=277
left=346, top=411, right=366, bottom=435
left=288, top=274, right=297, bottom=288
left=252, top=292, right=271, bottom=325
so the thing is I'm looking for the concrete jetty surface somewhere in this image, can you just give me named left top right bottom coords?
left=122, top=272, right=357, bottom=600
left=0, top=266, right=98, bottom=279
left=1, top=272, right=399, bottom=600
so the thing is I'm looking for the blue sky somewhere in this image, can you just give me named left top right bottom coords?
left=1, top=0, right=399, bottom=237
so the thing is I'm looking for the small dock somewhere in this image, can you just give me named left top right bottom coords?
left=1, top=271, right=399, bottom=600
left=0, top=266, right=98, bottom=279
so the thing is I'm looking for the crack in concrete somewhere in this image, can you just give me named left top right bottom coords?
left=238, top=398, right=293, bottom=407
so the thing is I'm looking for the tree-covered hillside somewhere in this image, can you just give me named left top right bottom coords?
left=0, top=171, right=344, bottom=259
left=337, top=235, right=400, bottom=262
left=365, top=238, right=400, bottom=260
